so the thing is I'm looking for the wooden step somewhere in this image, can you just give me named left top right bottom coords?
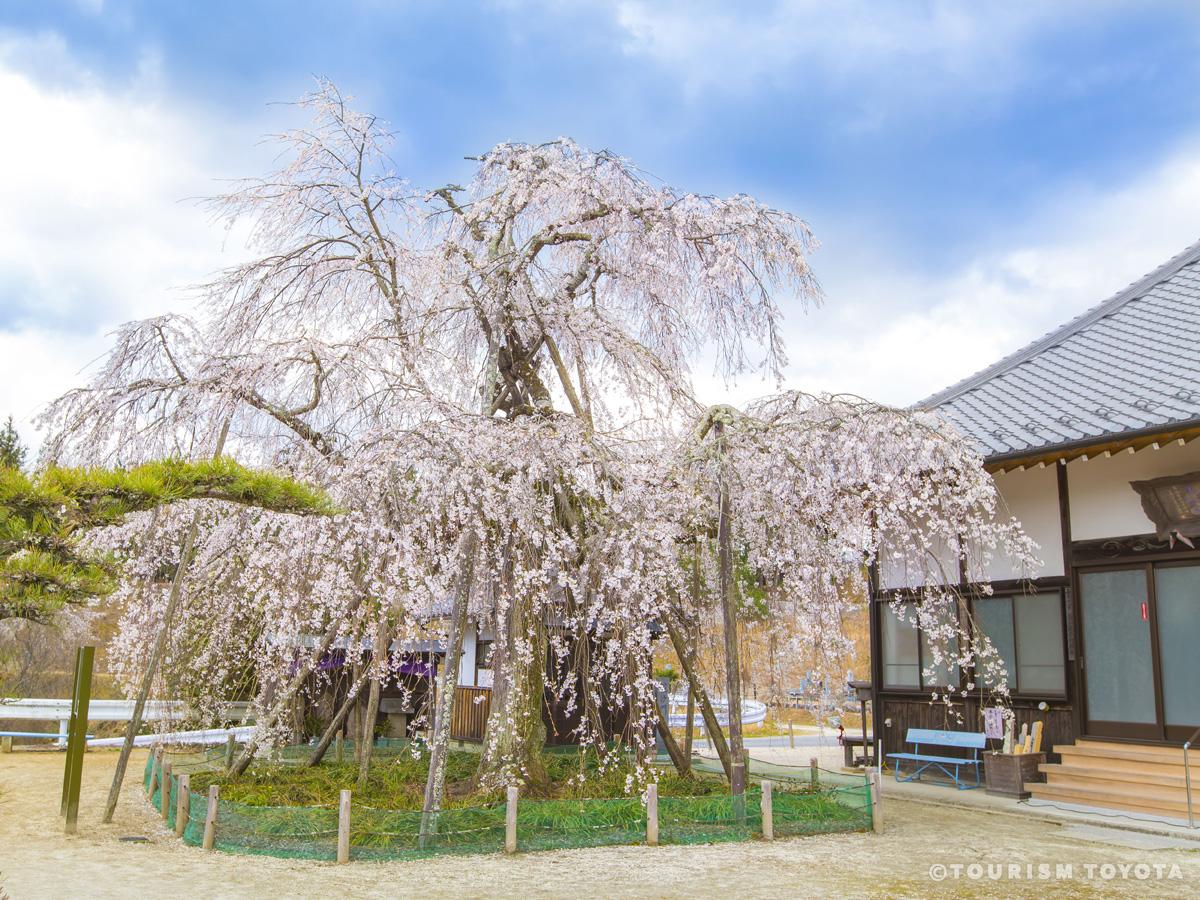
left=1053, top=744, right=1200, bottom=775
left=1028, top=781, right=1194, bottom=820
left=1040, top=762, right=1190, bottom=791
left=1075, top=739, right=1189, bottom=760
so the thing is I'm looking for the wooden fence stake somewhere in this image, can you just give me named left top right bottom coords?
left=646, top=783, right=658, bottom=846
left=762, top=780, right=773, bottom=840
left=160, top=761, right=173, bottom=819
left=202, top=785, right=219, bottom=850
left=868, top=770, right=883, bottom=833
left=809, top=756, right=819, bottom=787
left=505, top=786, right=518, bottom=854
left=175, top=773, right=190, bottom=837
left=147, top=748, right=160, bottom=799
left=337, top=789, right=351, bottom=863
left=1, top=736, right=11, bottom=753
left=335, top=728, right=344, bottom=764
left=224, top=734, right=235, bottom=770
left=788, top=723, right=795, bottom=749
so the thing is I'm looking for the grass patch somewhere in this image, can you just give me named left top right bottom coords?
left=189, top=747, right=729, bottom=810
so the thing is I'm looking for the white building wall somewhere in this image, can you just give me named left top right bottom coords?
left=880, top=531, right=959, bottom=590
left=457, top=621, right=478, bottom=687
left=986, top=464, right=1064, bottom=581
left=1068, top=439, right=1200, bottom=541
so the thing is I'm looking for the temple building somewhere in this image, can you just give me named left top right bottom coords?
left=870, top=240, right=1200, bottom=820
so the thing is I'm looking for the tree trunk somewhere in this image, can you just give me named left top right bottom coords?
left=713, top=420, right=745, bottom=798
left=476, top=589, right=547, bottom=788
left=665, top=617, right=731, bottom=779
left=305, top=667, right=371, bottom=767
left=420, top=548, right=474, bottom=845
left=653, top=699, right=691, bottom=776
left=230, top=595, right=366, bottom=776
left=356, top=615, right=390, bottom=789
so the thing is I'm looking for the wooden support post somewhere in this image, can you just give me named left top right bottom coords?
left=505, top=786, right=518, bottom=854
left=224, top=734, right=235, bottom=771
left=337, top=789, right=351, bottom=864
left=161, top=761, right=172, bottom=819
left=809, top=756, right=819, bottom=787
left=646, top=783, right=658, bottom=846
left=761, top=780, right=773, bottom=840
left=335, top=728, right=344, bottom=764
left=868, top=770, right=883, bottom=833
left=788, top=723, right=795, bottom=749
left=175, top=773, right=190, bottom=837
left=1, top=736, right=11, bottom=753
left=147, top=748, right=160, bottom=799
left=62, top=645, right=94, bottom=834
left=202, top=785, right=218, bottom=850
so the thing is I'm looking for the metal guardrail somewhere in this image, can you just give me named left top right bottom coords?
left=1185, top=725, right=1200, bottom=829
left=0, top=698, right=253, bottom=747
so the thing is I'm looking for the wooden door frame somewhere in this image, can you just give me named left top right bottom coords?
left=1075, top=561, right=1164, bottom=741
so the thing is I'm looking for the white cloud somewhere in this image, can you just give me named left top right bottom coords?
left=0, top=32, right=264, bottom=448
left=698, top=140, right=1200, bottom=408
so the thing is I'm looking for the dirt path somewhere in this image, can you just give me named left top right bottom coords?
left=1, top=749, right=1198, bottom=899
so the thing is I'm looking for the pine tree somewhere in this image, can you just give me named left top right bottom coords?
left=0, top=418, right=25, bottom=470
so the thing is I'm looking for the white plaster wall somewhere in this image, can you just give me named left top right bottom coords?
left=881, top=464, right=1065, bottom=587
left=1068, top=439, right=1200, bottom=541
left=987, top=464, right=1064, bottom=581
left=457, top=621, right=477, bottom=686
left=880, top=531, right=959, bottom=590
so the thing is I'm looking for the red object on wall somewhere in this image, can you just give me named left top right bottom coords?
left=1141, top=602, right=1149, bottom=622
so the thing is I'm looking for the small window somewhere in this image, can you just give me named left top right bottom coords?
left=1014, top=593, right=1066, bottom=693
left=881, top=602, right=919, bottom=688
left=974, top=592, right=1065, bottom=695
left=881, top=600, right=962, bottom=690
left=920, top=607, right=961, bottom=690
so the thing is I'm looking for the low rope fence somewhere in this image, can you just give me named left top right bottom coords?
left=143, top=748, right=877, bottom=862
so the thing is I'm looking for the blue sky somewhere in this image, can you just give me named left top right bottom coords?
left=4, top=1, right=1200, bottom=437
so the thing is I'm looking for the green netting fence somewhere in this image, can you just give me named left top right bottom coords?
left=142, top=748, right=874, bottom=861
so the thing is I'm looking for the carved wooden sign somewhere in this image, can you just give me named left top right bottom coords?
left=1131, top=469, right=1200, bottom=546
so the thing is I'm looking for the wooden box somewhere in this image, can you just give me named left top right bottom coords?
left=983, top=751, right=1045, bottom=799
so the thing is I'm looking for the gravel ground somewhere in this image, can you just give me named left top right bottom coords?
left=1, top=748, right=1198, bottom=899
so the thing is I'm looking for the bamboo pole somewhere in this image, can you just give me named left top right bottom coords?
left=202, top=785, right=218, bottom=850
left=646, top=783, right=659, bottom=846
left=421, top=543, right=475, bottom=846
left=868, top=770, right=883, bottom=833
left=762, top=780, right=774, bottom=840
left=505, top=786, right=518, bottom=853
left=175, top=773, right=190, bottom=837
left=104, top=424, right=228, bottom=824
left=62, top=645, right=94, bottom=834
left=337, top=789, right=351, bottom=863
left=713, top=418, right=745, bottom=805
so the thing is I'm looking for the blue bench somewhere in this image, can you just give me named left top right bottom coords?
left=886, top=728, right=986, bottom=790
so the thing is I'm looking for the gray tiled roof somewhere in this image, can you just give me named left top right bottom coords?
left=918, top=240, right=1200, bottom=462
